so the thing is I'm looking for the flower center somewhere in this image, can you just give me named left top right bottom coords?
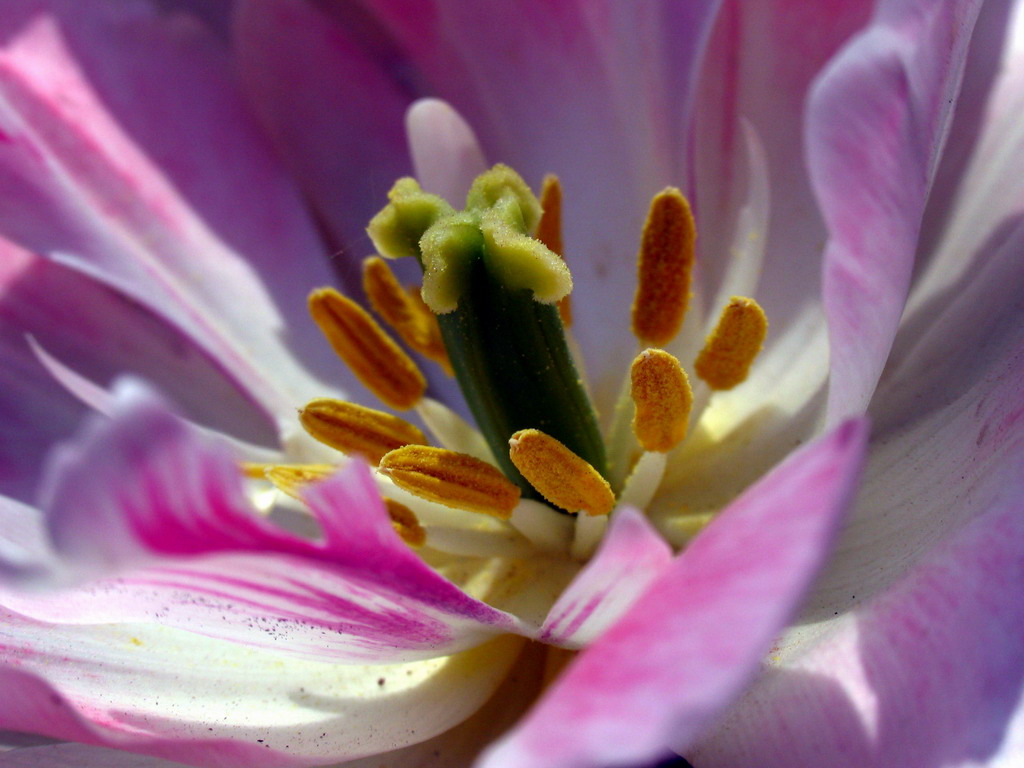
left=250, top=165, right=767, bottom=557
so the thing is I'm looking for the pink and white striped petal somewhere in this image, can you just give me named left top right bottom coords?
left=478, top=419, right=868, bottom=768
left=811, top=0, right=985, bottom=422
left=0, top=608, right=524, bottom=768
left=539, top=506, right=671, bottom=647
left=0, top=2, right=344, bottom=425
left=2, top=383, right=522, bottom=662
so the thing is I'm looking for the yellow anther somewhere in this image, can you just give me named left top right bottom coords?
left=535, top=174, right=573, bottom=327
left=261, top=464, right=335, bottom=501
left=362, top=257, right=453, bottom=375
left=383, top=498, right=426, bottom=548
left=630, top=349, right=693, bottom=453
left=695, top=296, right=768, bottom=390
left=631, top=188, right=696, bottom=346
left=308, top=287, right=426, bottom=410
left=299, top=398, right=428, bottom=464
left=508, top=429, right=614, bottom=517
left=241, top=462, right=271, bottom=479
left=378, top=445, right=521, bottom=519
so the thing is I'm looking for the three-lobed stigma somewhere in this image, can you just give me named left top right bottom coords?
left=269, top=164, right=768, bottom=541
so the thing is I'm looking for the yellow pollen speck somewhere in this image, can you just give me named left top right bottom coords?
left=631, top=188, right=695, bottom=347
left=383, top=498, right=426, bottom=548
left=261, top=464, right=335, bottom=501
left=630, top=348, right=693, bottom=453
left=299, top=399, right=428, bottom=464
left=129, top=637, right=143, bottom=647
left=508, top=429, right=614, bottom=516
left=362, top=256, right=453, bottom=375
left=378, top=445, right=520, bottom=519
left=535, top=174, right=572, bottom=327
left=694, top=296, right=768, bottom=390
left=308, top=287, right=426, bottom=410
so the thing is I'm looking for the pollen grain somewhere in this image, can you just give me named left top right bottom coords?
left=631, top=188, right=695, bottom=347
left=300, top=398, right=428, bottom=464
left=508, top=429, right=614, bottom=516
left=631, top=349, right=693, bottom=453
left=378, top=445, right=521, bottom=519
left=694, top=296, right=768, bottom=390
left=309, top=287, right=426, bottom=410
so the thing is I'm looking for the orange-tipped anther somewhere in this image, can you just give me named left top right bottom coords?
left=362, top=257, right=453, bottom=375
left=694, top=296, right=768, bottom=390
left=535, top=174, right=573, bottom=326
left=631, top=349, right=693, bottom=453
left=300, top=399, right=428, bottom=464
left=378, top=445, right=520, bottom=519
left=383, top=498, right=427, bottom=548
left=261, top=464, right=335, bottom=501
left=508, top=429, right=614, bottom=516
left=309, top=287, right=426, bottom=410
left=631, top=188, right=696, bottom=346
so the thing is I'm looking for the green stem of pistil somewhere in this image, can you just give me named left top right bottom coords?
left=437, top=260, right=607, bottom=497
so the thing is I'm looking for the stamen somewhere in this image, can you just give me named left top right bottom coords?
left=631, top=188, right=696, bottom=347
left=508, top=429, right=614, bottom=517
left=299, top=398, right=427, bottom=464
left=362, top=257, right=453, bottom=375
left=308, top=287, right=426, bottom=410
left=378, top=445, right=521, bottom=519
left=383, top=498, right=427, bottom=547
left=261, top=464, right=335, bottom=501
left=694, top=296, right=768, bottom=390
left=535, top=174, right=572, bottom=326
left=630, top=348, right=693, bottom=453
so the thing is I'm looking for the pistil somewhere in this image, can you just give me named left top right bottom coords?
left=368, top=165, right=607, bottom=495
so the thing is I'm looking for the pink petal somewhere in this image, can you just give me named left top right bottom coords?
left=810, top=0, right=985, bottom=422
left=693, top=0, right=872, bottom=333
left=807, top=227, right=1024, bottom=617
left=0, top=604, right=524, bottom=768
left=233, top=0, right=460, bottom=406
left=3, top=383, right=520, bottom=662
left=0, top=3, right=344, bottom=422
left=539, top=506, right=672, bottom=647
left=693, top=479, right=1024, bottom=767
left=479, top=419, right=868, bottom=768
left=233, top=0, right=412, bottom=286
left=890, top=0, right=1024, bottom=374
left=406, top=98, right=487, bottom=205
left=0, top=743, right=188, bottom=767
left=0, top=494, right=52, bottom=578
left=0, top=241, right=282, bottom=445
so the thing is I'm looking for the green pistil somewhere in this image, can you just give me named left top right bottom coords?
left=367, top=165, right=607, bottom=496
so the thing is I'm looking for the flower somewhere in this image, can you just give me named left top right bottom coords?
left=1, top=2, right=1022, bottom=768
